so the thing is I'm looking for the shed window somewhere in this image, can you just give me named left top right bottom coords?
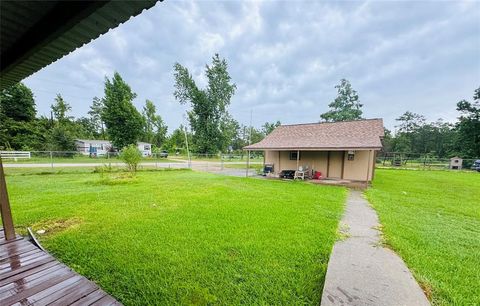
left=289, top=151, right=300, bottom=160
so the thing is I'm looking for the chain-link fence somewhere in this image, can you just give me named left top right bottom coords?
left=166, top=153, right=263, bottom=176
left=377, top=152, right=479, bottom=170
left=1, top=150, right=264, bottom=177
left=0, top=151, right=188, bottom=170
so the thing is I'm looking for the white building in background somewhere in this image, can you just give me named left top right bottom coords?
left=75, top=139, right=111, bottom=156
left=75, top=139, right=152, bottom=157
left=137, top=142, right=152, bottom=157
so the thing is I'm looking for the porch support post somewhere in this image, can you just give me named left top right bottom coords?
left=296, top=150, right=300, bottom=170
left=372, top=150, right=377, bottom=180
left=0, top=156, right=15, bottom=240
left=365, top=150, right=372, bottom=187
left=278, top=151, right=281, bottom=174
left=326, top=151, right=330, bottom=178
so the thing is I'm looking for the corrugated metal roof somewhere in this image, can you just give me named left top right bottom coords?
left=0, top=1, right=160, bottom=90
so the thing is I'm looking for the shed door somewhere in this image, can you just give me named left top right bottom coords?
left=328, top=151, right=343, bottom=179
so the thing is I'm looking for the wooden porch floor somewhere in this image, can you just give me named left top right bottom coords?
left=0, top=229, right=120, bottom=306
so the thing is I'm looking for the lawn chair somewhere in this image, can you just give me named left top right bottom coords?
left=294, top=165, right=309, bottom=180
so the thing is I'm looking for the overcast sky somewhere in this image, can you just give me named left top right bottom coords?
left=24, top=0, right=480, bottom=132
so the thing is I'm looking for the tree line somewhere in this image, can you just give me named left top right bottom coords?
left=319, top=79, right=479, bottom=159
left=1, top=53, right=478, bottom=159
left=0, top=54, right=280, bottom=154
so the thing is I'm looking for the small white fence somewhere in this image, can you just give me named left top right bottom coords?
left=0, top=151, right=31, bottom=161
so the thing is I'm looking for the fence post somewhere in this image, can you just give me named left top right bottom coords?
left=221, top=155, right=224, bottom=171
left=50, top=151, right=53, bottom=169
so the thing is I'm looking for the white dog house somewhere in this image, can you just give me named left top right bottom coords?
left=449, top=157, right=463, bottom=170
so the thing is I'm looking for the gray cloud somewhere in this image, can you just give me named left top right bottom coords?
left=24, top=0, right=480, bottom=132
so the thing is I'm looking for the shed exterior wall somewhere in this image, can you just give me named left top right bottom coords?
left=343, top=150, right=375, bottom=181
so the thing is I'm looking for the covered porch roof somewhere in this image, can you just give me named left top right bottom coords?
left=1, top=0, right=161, bottom=240
left=0, top=0, right=160, bottom=90
left=244, top=119, right=384, bottom=151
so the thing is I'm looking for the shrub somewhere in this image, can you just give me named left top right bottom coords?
left=119, top=145, right=142, bottom=172
left=93, top=163, right=114, bottom=174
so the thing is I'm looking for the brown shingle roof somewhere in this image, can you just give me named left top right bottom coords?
left=244, top=118, right=384, bottom=150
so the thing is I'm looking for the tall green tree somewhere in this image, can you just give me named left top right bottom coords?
left=261, top=121, right=281, bottom=135
left=164, top=124, right=191, bottom=153
left=173, top=54, right=236, bottom=153
left=0, top=114, right=48, bottom=151
left=142, top=99, right=156, bottom=143
left=74, top=117, right=98, bottom=139
left=320, top=79, right=363, bottom=122
left=455, top=87, right=480, bottom=158
left=88, top=97, right=105, bottom=138
left=153, top=116, right=168, bottom=148
left=51, top=94, right=73, bottom=126
left=219, top=115, right=239, bottom=152
left=391, top=111, right=457, bottom=157
left=0, top=82, right=46, bottom=150
left=47, top=126, right=76, bottom=151
left=101, top=72, right=143, bottom=149
left=48, top=94, right=76, bottom=151
left=395, top=111, right=426, bottom=134
left=0, top=82, right=36, bottom=121
left=142, top=99, right=168, bottom=148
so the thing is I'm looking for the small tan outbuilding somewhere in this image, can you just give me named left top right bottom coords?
left=244, top=119, right=384, bottom=182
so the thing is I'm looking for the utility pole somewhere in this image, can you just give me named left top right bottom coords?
left=249, top=109, right=253, bottom=146
left=184, top=126, right=191, bottom=168
left=246, top=109, right=253, bottom=177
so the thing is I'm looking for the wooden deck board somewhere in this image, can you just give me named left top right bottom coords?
left=69, top=289, right=108, bottom=306
left=0, top=231, right=121, bottom=305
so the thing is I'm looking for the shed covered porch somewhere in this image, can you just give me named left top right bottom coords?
left=243, top=120, right=384, bottom=183
left=260, top=149, right=376, bottom=182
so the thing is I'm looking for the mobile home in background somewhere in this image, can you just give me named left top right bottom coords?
left=75, top=139, right=152, bottom=157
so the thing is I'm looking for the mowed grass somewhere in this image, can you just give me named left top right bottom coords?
left=366, top=169, right=480, bottom=305
left=5, top=170, right=346, bottom=305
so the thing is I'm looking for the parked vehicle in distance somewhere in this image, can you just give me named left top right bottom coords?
left=471, top=160, right=480, bottom=172
left=159, top=150, right=169, bottom=158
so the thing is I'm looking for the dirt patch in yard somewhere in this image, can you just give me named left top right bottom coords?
left=419, top=280, right=433, bottom=301
left=30, top=217, right=83, bottom=236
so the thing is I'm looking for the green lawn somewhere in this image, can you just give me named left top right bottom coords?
left=366, top=169, right=480, bottom=306
left=5, top=169, right=346, bottom=305
left=173, top=155, right=263, bottom=163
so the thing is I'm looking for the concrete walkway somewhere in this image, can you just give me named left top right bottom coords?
left=321, top=190, right=430, bottom=306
